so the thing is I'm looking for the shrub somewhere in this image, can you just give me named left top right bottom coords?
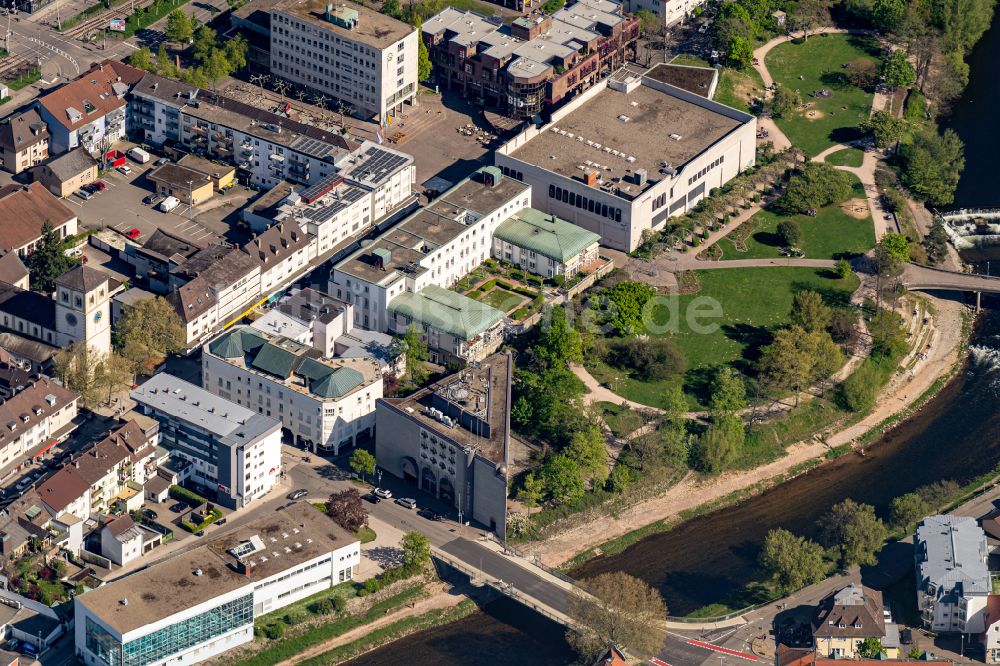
left=262, top=623, right=285, bottom=640
left=311, top=598, right=334, bottom=615
left=606, top=337, right=686, bottom=381
left=169, top=485, right=208, bottom=507
left=333, top=596, right=347, bottom=613
left=285, top=607, right=308, bottom=625
left=363, top=578, right=381, bottom=594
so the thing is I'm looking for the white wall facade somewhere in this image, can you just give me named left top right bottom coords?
left=258, top=242, right=314, bottom=294
left=235, top=429, right=282, bottom=502
left=622, top=0, right=705, bottom=25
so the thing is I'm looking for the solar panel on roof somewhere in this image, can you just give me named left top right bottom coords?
left=346, top=147, right=408, bottom=184
left=290, top=135, right=335, bottom=159
left=299, top=173, right=342, bottom=203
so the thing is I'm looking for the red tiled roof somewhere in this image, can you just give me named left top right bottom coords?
left=37, top=60, right=143, bottom=132
left=776, top=645, right=951, bottom=666
left=0, top=183, right=75, bottom=253
left=36, top=466, right=89, bottom=514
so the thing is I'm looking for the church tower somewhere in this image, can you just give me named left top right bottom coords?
left=54, top=265, right=111, bottom=356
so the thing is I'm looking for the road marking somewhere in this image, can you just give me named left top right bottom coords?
left=686, top=640, right=758, bottom=662
left=649, top=658, right=672, bottom=666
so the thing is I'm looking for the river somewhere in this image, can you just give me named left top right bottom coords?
left=344, top=15, right=1000, bottom=665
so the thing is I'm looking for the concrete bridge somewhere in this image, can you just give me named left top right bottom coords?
left=901, top=264, right=1000, bottom=303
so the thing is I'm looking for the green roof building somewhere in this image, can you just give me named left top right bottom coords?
left=493, top=208, right=600, bottom=277
left=387, top=285, right=506, bottom=365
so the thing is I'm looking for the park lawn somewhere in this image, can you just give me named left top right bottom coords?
left=719, top=174, right=874, bottom=260
left=824, top=146, right=865, bottom=167
left=479, top=287, right=524, bottom=313
left=765, top=33, right=879, bottom=156
left=715, top=66, right=765, bottom=113
left=588, top=267, right=859, bottom=409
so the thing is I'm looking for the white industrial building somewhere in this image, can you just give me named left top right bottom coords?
left=74, top=503, right=360, bottom=666
left=131, top=373, right=282, bottom=509
left=494, top=68, right=757, bottom=252
left=202, top=326, right=383, bottom=453
left=270, top=0, right=419, bottom=122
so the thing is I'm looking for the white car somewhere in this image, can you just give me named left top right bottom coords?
left=116, top=165, right=132, bottom=176
left=395, top=497, right=416, bottom=509
left=698, top=22, right=710, bottom=33
left=373, top=488, right=393, bottom=499
left=159, top=196, right=180, bottom=212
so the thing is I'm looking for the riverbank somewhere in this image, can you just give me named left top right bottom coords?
left=529, top=293, right=971, bottom=570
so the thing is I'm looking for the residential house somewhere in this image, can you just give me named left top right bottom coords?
left=0, top=254, right=29, bottom=291
left=243, top=220, right=313, bottom=294
left=36, top=60, right=144, bottom=156
left=982, top=595, right=1000, bottom=663
left=812, top=583, right=896, bottom=659
left=0, top=109, right=48, bottom=175
left=492, top=208, right=601, bottom=278
left=0, top=378, right=77, bottom=472
left=99, top=515, right=161, bottom=566
left=776, top=645, right=950, bottom=666
left=915, top=515, right=991, bottom=634
left=0, top=183, right=78, bottom=257
left=32, top=148, right=97, bottom=198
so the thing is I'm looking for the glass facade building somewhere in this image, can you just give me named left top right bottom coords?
left=86, top=593, right=254, bottom=666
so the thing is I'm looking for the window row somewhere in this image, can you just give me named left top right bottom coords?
left=548, top=184, right=622, bottom=222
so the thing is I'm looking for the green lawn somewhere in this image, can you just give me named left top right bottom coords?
left=824, top=147, right=865, bottom=167
left=715, top=67, right=765, bottom=113
left=596, top=401, right=646, bottom=437
left=586, top=267, right=859, bottom=408
left=670, top=54, right=711, bottom=67
left=479, top=287, right=525, bottom=313
left=6, top=68, right=40, bottom=91
left=766, top=34, right=879, bottom=156
left=719, top=178, right=875, bottom=260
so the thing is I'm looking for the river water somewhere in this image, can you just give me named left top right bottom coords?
left=345, top=16, right=1000, bottom=665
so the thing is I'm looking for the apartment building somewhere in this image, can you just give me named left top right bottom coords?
left=270, top=0, right=418, bottom=122
left=620, top=0, right=705, bottom=26
left=495, top=66, right=757, bottom=251
left=131, top=373, right=282, bottom=509
left=0, top=109, right=49, bottom=175
left=35, top=419, right=158, bottom=520
left=202, top=326, right=383, bottom=453
left=915, top=515, right=990, bottom=634
left=36, top=60, right=144, bottom=156
left=0, top=183, right=78, bottom=258
left=376, top=351, right=512, bottom=537
left=244, top=220, right=314, bottom=293
left=422, top=0, right=638, bottom=119
left=331, top=167, right=530, bottom=332
left=75, top=503, right=360, bottom=666
left=0, top=378, right=77, bottom=472
left=811, top=583, right=897, bottom=659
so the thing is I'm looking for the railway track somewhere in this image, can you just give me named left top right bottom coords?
left=0, top=54, right=33, bottom=80
left=61, top=0, right=152, bottom=40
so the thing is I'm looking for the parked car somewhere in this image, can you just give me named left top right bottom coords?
left=125, top=228, right=141, bottom=240
left=154, top=157, right=169, bottom=166
left=364, top=493, right=381, bottom=504
left=116, top=164, right=132, bottom=176
left=169, top=502, right=187, bottom=513
left=159, top=196, right=180, bottom=212
left=82, top=183, right=100, bottom=194
left=143, top=509, right=158, bottom=520
left=216, top=517, right=227, bottom=526
left=395, top=497, right=417, bottom=509
left=287, top=489, right=308, bottom=501
left=373, top=488, right=392, bottom=499
left=75, top=189, right=93, bottom=201
left=143, top=193, right=164, bottom=205
left=5, top=639, right=19, bottom=652
left=91, top=180, right=107, bottom=191
left=195, top=530, right=205, bottom=537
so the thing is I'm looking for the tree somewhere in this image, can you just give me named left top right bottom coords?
left=711, top=367, right=747, bottom=415
left=26, top=223, right=77, bottom=293
left=98, top=352, right=133, bottom=405
left=541, top=453, right=585, bottom=500
left=870, top=0, right=905, bottom=32
left=636, top=9, right=659, bottom=39
left=192, top=24, right=217, bottom=64
left=401, top=324, right=429, bottom=385
left=325, top=488, right=368, bottom=533
left=401, top=531, right=431, bottom=569
left=538, top=306, right=582, bottom=367
left=565, top=423, right=609, bottom=487
left=414, top=18, right=432, bottom=82
left=349, top=449, right=376, bottom=482
left=759, top=528, right=827, bottom=594
left=859, top=110, right=907, bottom=149
left=225, top=34, right=249, bottom=72
left=769, top=86, right=801, bottom=119
left=777, top=219, right=802, bottom=248
left=54, top=344, right=104, bottom=407
left=608, top=337, right=685, bottom=381
left=908, top=647, right=925, bottom=660
left=381, top=0, right=403, bottom=19
left=758, top=326, right=842, bottom=403
left=869, top=310, right=908, bottom=358
left=603, top=282, right=656, bottom=335
left=923, top=220, right=949, bottom=264
left=693, top=413, right=744, bottom=473
left=726, top=34, right=754, bottom=68
left=788, top=0, right=831, bottom=39
left=880, top=50, right=916, bottom=89
left=777, top=163, right=853, bottom=214
left=566, top=572, right=667, bottom=663
left=817, top=499, right=888, bottom=568
left=844, top=58, right=878, bottom=89
left=840, top=360, right=880, bottom=411
left=116, top=296, right=185, bottom=363
left=165, top=9, right=193, bottom=43
left=899, top=127, right=965, bottom=206
left=874, top=233, right=910, bottom=274
left=129, top=46, right=154, bottom=72
left=517, top=472, right=545, bottom=507
left=835, top=258, right=852, bottom=280
left=859, top=638, right=886, bottom=658
left=889, top=492, right=931, bottom=531
left=792, top=291, right=832, bottom=333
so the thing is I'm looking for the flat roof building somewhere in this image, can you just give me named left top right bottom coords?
left=131, top=373, right=282, bottom=508
left=915, top=515, right=990, bottom=634
left=270, top=0, right=418, bottom=122
left=495, top=68, right=756, bottom=251
left=75, top=502, right=360, bottom=666
left=376, top=351, right=512, bottom=537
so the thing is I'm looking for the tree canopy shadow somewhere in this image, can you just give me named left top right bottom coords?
left=829, top=126, right=864, bottom=145
left=791, top=278, right=855, bottom=308
left=819, top=71, right=850, bottom=89
left=752, top=230, right=784, bottom=248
